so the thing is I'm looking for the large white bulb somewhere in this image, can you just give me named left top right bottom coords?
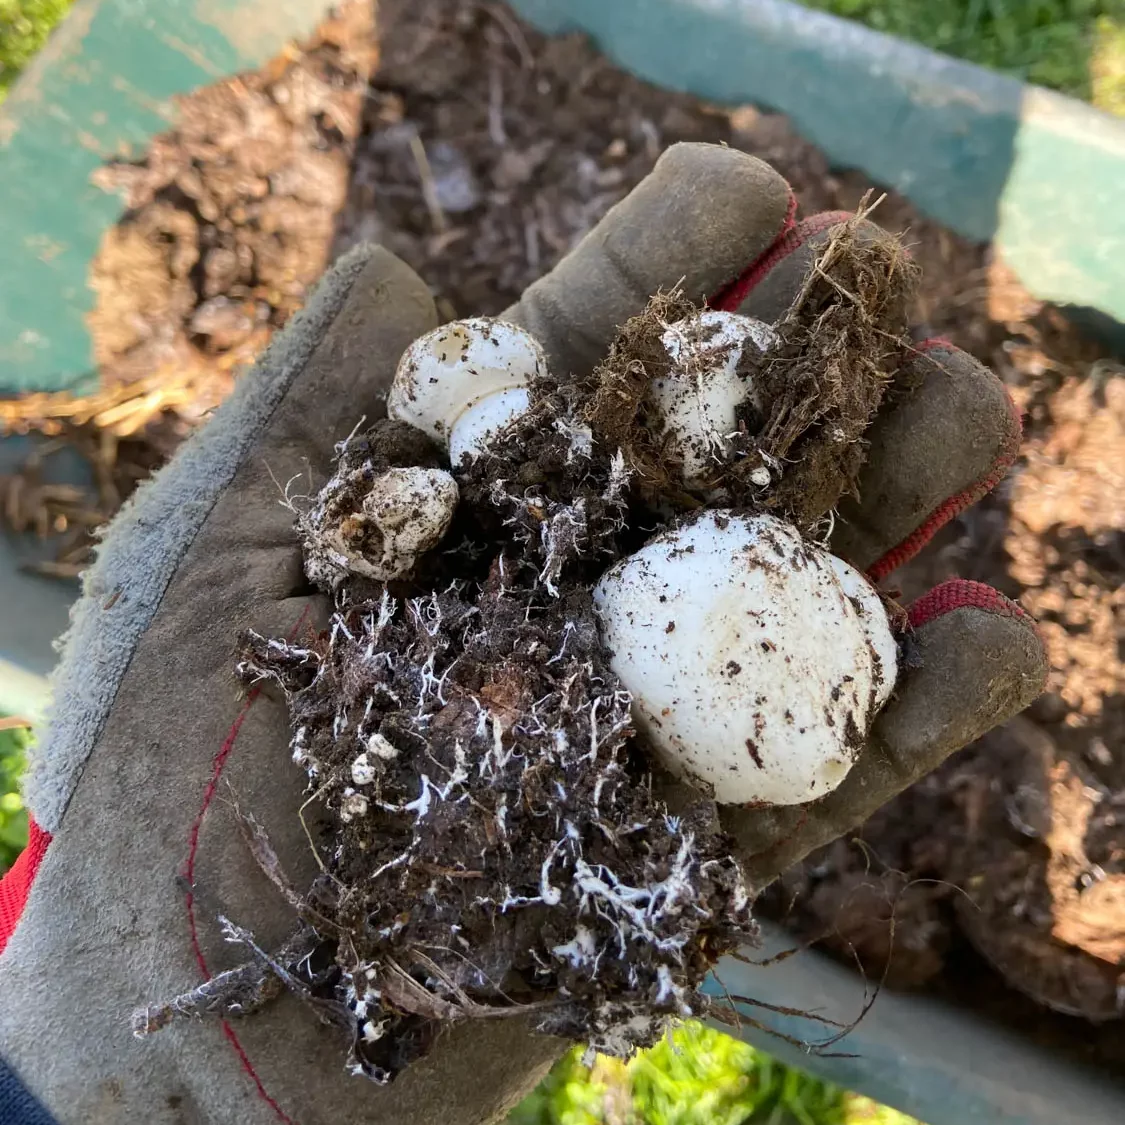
left=593, top=512, right=897, bottom=806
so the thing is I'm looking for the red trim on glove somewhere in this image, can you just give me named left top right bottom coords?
left=712, top=210, right=864, bottom=312
left=182, top=605, right=312, bottom=1125
left=0, top=818, right=52, bottom=957
left=918, top=336, right=955, bottom=353
left=867, top=341, right=1023, bottom=581
left=907, top=579, right=1031, bottom=629
left=710, top=191, right=801, bottom=311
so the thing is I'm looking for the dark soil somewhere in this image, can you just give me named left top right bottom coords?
left=228, top=388, right=763, bottom=1079
left=51, top=0, right=1125, bottom=1076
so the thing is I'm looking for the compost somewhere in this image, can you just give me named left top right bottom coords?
left=3, top=0, right=1122, bottom=1071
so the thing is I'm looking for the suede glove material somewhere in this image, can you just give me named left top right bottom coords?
left=0, top=145, right=1045, bottom=1125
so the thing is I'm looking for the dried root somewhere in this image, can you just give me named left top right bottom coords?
left=731, top=194, right=920, bottom=526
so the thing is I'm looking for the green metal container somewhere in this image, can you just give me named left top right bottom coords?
left=510, top=0, right=1125, bottom=342
left=0, top=0, right=335, bottom=710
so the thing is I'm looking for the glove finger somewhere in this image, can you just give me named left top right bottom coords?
left=266, top=244, right=437, bottom=482
left=732, top=215, right=1021, bottom=575
left=722, top=581, right=1048, bottom=891
left=502, top=142, right=795, bottom=378
left=209, top=244, right=438, bottom=604
left=834, top=341, right=1021, bottom=576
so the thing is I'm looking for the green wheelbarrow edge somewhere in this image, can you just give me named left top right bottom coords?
left=709, top=924, right=1125, bottom=1125
left=510, top=0, right=1125, bottom=345
left=0, top=0, right=336, bottom=688
left=0, top=0, right=338, bottom=393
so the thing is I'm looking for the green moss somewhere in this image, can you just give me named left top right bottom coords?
left=800, top=0, right=1125, bottom=113
left=0, top=0, right=73, bottom=99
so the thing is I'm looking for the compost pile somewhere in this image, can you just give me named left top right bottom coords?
left=5, top=0, right=1123, bottom=1069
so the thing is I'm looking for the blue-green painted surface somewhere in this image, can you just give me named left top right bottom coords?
left=0, top=0, right=333, bottom=393
left=510, top=0, right=1125, bottom=334
left=708, top=924, right=1125, bottom=1125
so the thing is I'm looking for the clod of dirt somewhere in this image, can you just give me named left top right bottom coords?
left=733, top=203, right=919, bottom=527
left=296, top=420, right=444, bottom=589
left=582, top=289, right=706, bottom=510
left=235, top=560, right=753, bottom=1081
left=583, top=210, right=919, bottom=529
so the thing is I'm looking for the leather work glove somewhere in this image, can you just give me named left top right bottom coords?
left=0, top=144, right=1046, bottom=1125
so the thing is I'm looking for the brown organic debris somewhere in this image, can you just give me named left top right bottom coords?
left=733, top=196, right=919, bottom=527
left=139, top=403, right=759, bottom=1083
left=582, top=288, right=700, bottom=508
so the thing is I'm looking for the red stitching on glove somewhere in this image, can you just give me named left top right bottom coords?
left=908, top=579, right=1031, bottom=629
left=0, top=817, right=52, bottom=957
left=868, top=342, right=1023, bottom=581
left=710, top=191, right=801, bottom=311
left=918, top=336, right=955, bottom=353
left=183, top=605, right=312, bottom=1125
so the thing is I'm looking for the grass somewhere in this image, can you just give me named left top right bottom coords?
left=508, top=1023, right=922, bottom=1125
left=0, top=723, right=29, bottom=873
left=0, top=0, right=72, bottom=100
left=800, top=0, right=1125, bottom=113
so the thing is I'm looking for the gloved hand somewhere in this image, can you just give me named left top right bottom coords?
left=0, top=144, right=1045, bottom=1125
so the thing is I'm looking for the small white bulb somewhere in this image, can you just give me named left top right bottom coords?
left=366, top=732, right=399, bottom=760
left=306, top=467, right=459, bottom=587
left=388, top=317, right=548, bottom=465
left=340, top=789, right=370, bottom=822
left=448, top=386, right=531, bottom=466
left=593, top=512, right=897, bottom=806
left=351, top=753, right=377, bottom=786
left=647, top=310, right=776, bottom=488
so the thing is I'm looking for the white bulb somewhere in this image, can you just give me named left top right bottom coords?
left=647, top=310, right=776, bottom=487
left=303, top=466, right=459, bottom=588
left=339, top=789, right=370, bottom=822
left=365, top=732, right=399, bottom=760
left=351, top=753, right=377, bottom=786
left=593, top=512, right=897, bottom=806
left=448, top=386, right=532, bottom=466
left=388, top=318, right=547, bottom=463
